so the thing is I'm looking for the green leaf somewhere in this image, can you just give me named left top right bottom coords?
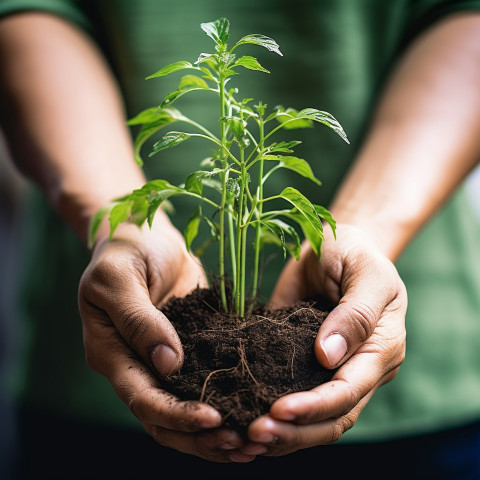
left=149, top=131, right=194, bottom=156
left=108, top=201, right=132, bottom=239
left=261, top=220, right=286, bottom=259
left=201, top=18, right=230, bottom=45
left=160, top=83, right=210, bottom=110
left=88, top=205, right=111, bottom=248
left=276, top=187, right=324, bottom=257
left=275, top=107, right=314, bottom=129
left=203, top=215, right=219, bottom=239
left=262, top=155, right=321, bottom=185
left=146, top=61, right=197, bottom=80
left=314, top=204, right=336, bottom=239
left=297, top=108, right=350, bottom=144
left=184, top=171, right=204, bottom=195
left=261, top=219, right=301, bottom=260
left=128, top=108, right=184, bottom=165
left=184, top=170, right=221, bottom=196
left=142, top=181, right=183, bottom=227
left=267, top=140, right=302, bottom=153
left=127, top=106, right=162, bottom=126
left=178, top=74, right=209, bottom=90
left=184, top=207, right=202, bottom=252
left=226, top=177, right=241, bottom=199
left=233, top=56, right=269, bottom=73
left=129, top=196, right=149, bottom=227
left=233, top=34, right=283, bottom=56
left=195, top=54, right=218, bottom=69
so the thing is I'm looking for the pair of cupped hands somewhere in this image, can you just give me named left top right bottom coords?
left=78, top=216, right=407, bottom=463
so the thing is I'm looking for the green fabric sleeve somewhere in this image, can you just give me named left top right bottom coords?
left=0, top=0, right=91, bottom=31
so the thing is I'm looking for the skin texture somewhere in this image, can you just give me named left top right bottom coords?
left=1, top=10, right=480, bottom=463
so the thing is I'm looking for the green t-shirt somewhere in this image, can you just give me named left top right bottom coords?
left=2, top=0, right=480, bottom=442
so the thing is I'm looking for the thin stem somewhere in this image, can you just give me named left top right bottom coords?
left=252, top=117, right=265, bottom=297
left=179, top=117, right=220, bottom=141
left=218, top=76, right=228, bottom=312
left=244, top=116, right=300, bottom=166
left=240, top=215, right=247, bottom=317
left=228, top=208, right=237, bottom=295
left=261, top=164, right=281, bottom=185
left=234, top=152, right=246, bottom=315
left=184, top=133, right=240, bottom=166
left=184, top=192, right=220, bottom=210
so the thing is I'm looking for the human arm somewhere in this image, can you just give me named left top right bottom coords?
left=0, top=12, right=252, bottom=462
left=242, top=12, right=480, bottom=455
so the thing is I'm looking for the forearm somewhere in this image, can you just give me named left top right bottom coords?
left=330, top=13, right=480, bottom=261
left=0, top=12, right=145, bottom=242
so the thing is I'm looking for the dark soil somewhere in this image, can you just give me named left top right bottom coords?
left=162, top=287, right=336, bottom=434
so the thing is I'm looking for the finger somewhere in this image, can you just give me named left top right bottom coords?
left=80, top=247, right=184, bottom=376
left=315, top=253, right=405, bottom=368
left=269, top=343, right=402, bottom=424
left=246, top=391, right=374, bottom=456
left=82, top=308, right=223, bottom=431
left=144, top=424, right=255, bottom=463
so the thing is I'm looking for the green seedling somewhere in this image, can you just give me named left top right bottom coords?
left=90, top=18, right=349, bottom=317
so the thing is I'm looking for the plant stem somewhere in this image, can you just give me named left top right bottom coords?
left=235, top=151, right=246, bottom=315
left=252, top=118, right=265, bottom=297
left=240, top=211, right=247, bottom=317
left=218, top=75, right=228, bottom=312
left=228, top=205, right=237, bottom=297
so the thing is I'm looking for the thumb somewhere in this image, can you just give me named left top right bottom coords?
left=314, top=256, right=398, bottom=369
left=79, top=263, right=184, bottom=378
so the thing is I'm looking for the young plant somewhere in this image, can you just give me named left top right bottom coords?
left=90, top=18, right=349, bottom=317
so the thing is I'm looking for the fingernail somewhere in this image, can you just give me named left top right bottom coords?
left=240, top=444, right=268, bottom=455
left=220, top=442, right=240, bottom=451
left=321, top=334, right=348, bottom=366
left=255, top=433, right=276, bottom=444
left=151, top=344, right=178, bottom=376
left=228, top=452, right=255, bottom=463
left=199, top=413, right=222, bottom=429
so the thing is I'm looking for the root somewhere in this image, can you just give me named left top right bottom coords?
left=199, top=340, right=260, bottom=403
left=290, top=345, right=296, bottom=379
left=199, top=307, right=318, bottom=334
left=199, top=366, right=237, bottom=402
left=254, top=307, right=318, bottom=326
left=238, top=341, right=259, bottom=386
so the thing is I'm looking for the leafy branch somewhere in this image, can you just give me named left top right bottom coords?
left=90, top=17, right=349, bottom=317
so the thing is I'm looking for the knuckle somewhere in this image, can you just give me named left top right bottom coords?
left=339, top=412, right=357, bottom=435
left=348, top=303, right=376, bottom=341
left=377, top=328, right=406, bottom=371
left=327, top=413, right=356, bottom=445
left=150, top=425, right=170, bottom=447
left=118, top=305, right=150, bottom=350
left=326, top=421, right=344, bottom=444
left=337, top=381, right=363, bottom=417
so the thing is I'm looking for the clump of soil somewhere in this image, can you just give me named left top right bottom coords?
left=162, top=287, right=336, bottom=433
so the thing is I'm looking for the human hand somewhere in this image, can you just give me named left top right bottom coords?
left=78, top=216, right=255, bottom=462
left=240, top=224, right=407, bottom=456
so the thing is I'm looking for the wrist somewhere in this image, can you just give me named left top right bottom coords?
left=52, top=171, right=146, bottom=246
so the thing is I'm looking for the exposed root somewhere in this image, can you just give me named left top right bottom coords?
left=199, top=366, right=237, bottom=402
left=290, top=345, right=296, bottom=379
left=238, top=341, right=259, bottom=386
left=200, top=307, right=319, bottom=334
left=199, top=340, right=260, bottom=402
